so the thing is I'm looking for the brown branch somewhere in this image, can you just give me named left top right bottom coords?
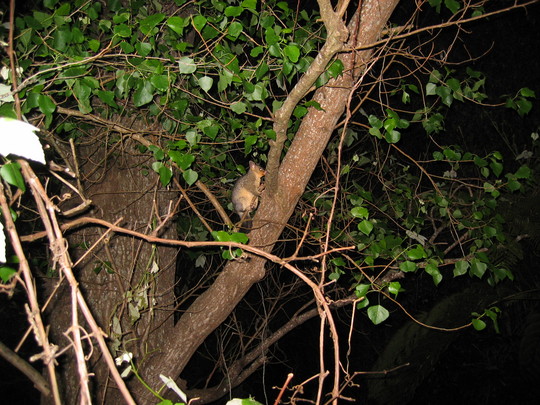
left=185, top=297, right=356, bottom=403
left=267, top=0, right=349, bottom=193
left=0, top=339, right=51, bottom=397
left=7, top=0, right=21, bottom=118
left=0, top=182, right=62, bottom=404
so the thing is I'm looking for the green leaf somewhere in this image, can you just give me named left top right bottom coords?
left=399, top=261, right=417, bottom=273
left=231, top=101, right=247, bottom=114
left=198, top=76, right=213, bottom=92
left=358, top=220, right=373, bottom=236
left=355, top=283, right=370, bottom=298
left=490, top=160, right=503, bottom=177
left=38, top=94, right=56, bottom=115
left=151, top=162, right=173, bottom=186
left=135, top=42, right=152, bottom=57
left=367, top=305, right=389, bottom=325
left=133, top=81, right=154, bottom=107
left=471, top=318, right=486, bottom=331
left=114, top=23, right=132, bottom=38
left=178, top=57, right=197, bottom=74
left=224, top=6, right=244, bottom=17
left=444, top=0, right=461, bottom=14
left=351, top=206, right=369, bottom=219
left=186, top=131, right=199, bottom=146
left=470, top=259, right=488, bottom=279
left=283, top=44, right=300, bottom=62
left=384, top=130, right=401, bottom=144
left=53, top=26, right=72, bottom=51
left=203, top=126, right=219, bottom=140
left=228, top=21, right=243, bottom=39
left=168, top=151, right=195, bottom=170
left=327, top=59, right=344, bottom=78
left=96, top=90, right=119, bottom=109
left=166, top=16, right=186, bottom=36
left=182, top=169, right=198, bottom=185
left=436, top=85, right=453, bottom=106
left=425, top=262, right=442, bottom=286
left=230, top=232, right=248, bottom=244
left=0, top=266, right=17, bottom=283
left=150, top=75, right=169, bottom=91
left=212, top=230, right=231, bottom=242
left=265, top=27, right=280, bottom=46
left=514, top=165, right=531, bottom=179
left=406, top=245, right=426, bottom=260
left=241, top=0, right=257, bottom=10
left=426, top=82, right=437, bottom=96
left=520, top=87, right=536, bottom=98
left=192, top=15, right=207, bottom=32
left=0, top=163, right=25, bottom=192
left=140, top=13, right=165, bottom=36
left=244, top=135, right=257, bottom=154
left=387, top=282, right=402, bottom=296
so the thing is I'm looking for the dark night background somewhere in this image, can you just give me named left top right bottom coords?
left=1, top=1, right=539, bottom=404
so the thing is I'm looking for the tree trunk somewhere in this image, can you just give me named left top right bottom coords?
left=139, top=1, right=400, bottom=402
left=45, top=133, right=178, bottom=403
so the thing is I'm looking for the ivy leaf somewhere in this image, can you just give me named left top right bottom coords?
left=114, top=23, right=132, bottom=38
left=133, top=80, right=155, bottom=107
left=384, top=129, right=401, bottom=144
left=198, top=76, right=213, bottom=92
left=425, top=262, right=442, bottom=286
left=0, top=162, right=26, bottom=192
left=445, top=0, right=461, bottom=14
left=96, top=90, right=119, bottom=109
left=354, top=289, right=370, bottom=305
left=178, top=57, right=197, bottom=74
left=231, top=101, right=247, bottom=114
left=358, top=220, right=373, bottom=236
left=367, top=305, right=389, bottom=325
left=230, top=232, right=248, bottom=244
left=406, top=245, right=426, bottom=260
left=139, top=13, right=165, bottom=36
left=327, top=59, right=344, bottom=78
left=351, top=206, right=369, bottom=219
left=182, top=169, right=198, bottom=185
left=212, top=231, right=231, bottom=242
left=454, top=260, right=469, bottom=277
left=228, top=21, right=243, bottom=39
left=471, top=318, right=486, bottom=331
left=38, top=94, right=56, bottom=115
left=283, top=44, right=300, bottom=63
left=0, top=265, right=16, bottom=282
left=399, top=261, right=417, bottom=273
left=168, top=151, right=195, bottom=170
left=470, top=259, right=488, bottom=278
left=426, top=82, right=437, bottom=95
left=192, top=15, right=207, bottom=32
left=151, top=162, right=173, bottom=186
left=166, top=16, right=186, bottom=36
left=150, top=75, right=169, bottom=91
left=514, top=165, right=531, bottom=179
left=244, top=135, right=257, bottom=154
left=224, top=6, right=244, bottom=17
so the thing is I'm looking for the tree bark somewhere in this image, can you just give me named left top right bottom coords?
left=45, top=134, right=178, bottom=403
left=139, top=1, right=400, bottom=402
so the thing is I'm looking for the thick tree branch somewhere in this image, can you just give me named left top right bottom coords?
left=137, top=1, right=400, bottom=403
left=266, top=0, right=349, bottom=193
